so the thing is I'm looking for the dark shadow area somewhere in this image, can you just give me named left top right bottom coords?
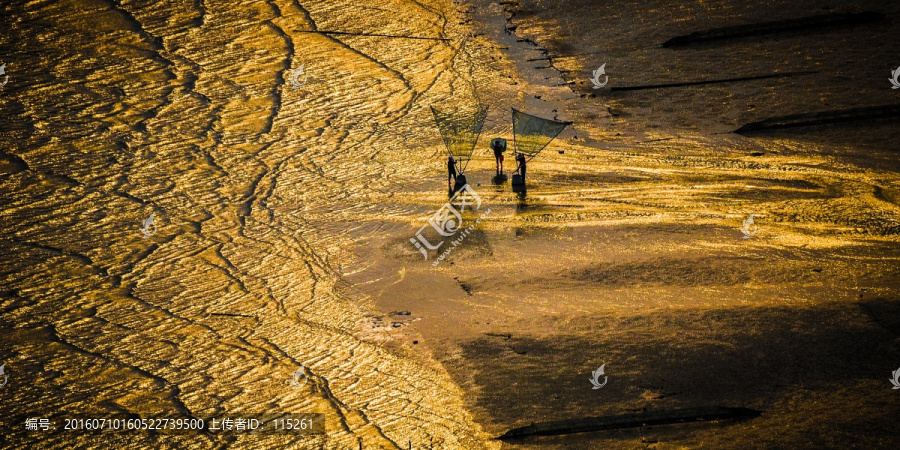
left=499, top=406, right=760, bottom=439
left=451, top=302, right=900, bottom=446
left=859, top=297, right=900, bottom=337
left=735, top=105, right=900, bottom=134
left=564, top=256, right=831, bottom=286
left=661, top=11, right=885, bottom=48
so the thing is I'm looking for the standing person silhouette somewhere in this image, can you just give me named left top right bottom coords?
left=491, top=139, right=505, bottom=175
left=515, top=153, right=526, bottom=181
left=447, top=155, right=457, bottom=190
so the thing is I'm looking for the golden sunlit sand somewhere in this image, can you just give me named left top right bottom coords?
left=1, top=0, right=899, bottom=448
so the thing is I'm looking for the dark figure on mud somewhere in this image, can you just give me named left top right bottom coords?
left=447, top=155, right=457, bottom=190
left=491, top=139, right=505, bottom=175
left=515, top=153, right=526, bottom=181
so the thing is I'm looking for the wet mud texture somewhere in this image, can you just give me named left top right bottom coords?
left=3, top=0, right=900, bottom=448
left=349, top=0, right=900, bottom=448
left=0, top=0, right=495, bottom=448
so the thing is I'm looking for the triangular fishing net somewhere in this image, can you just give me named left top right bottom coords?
left=430, top=105, right=489, bottom=173
left=512, top=108, right=571, bottom=161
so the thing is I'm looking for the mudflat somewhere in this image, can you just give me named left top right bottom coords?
left=2, top=0, right=900, bottom=448
left=351, top=0, right=900, bottom=448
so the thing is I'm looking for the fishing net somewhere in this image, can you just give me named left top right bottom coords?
left=512, top=108, right=571, bottom=161
left=430, top=105, right=489, bottom=173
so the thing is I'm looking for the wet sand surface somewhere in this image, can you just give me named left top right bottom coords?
left=2, top=0, right=900, bottom=448
left=349, top=0, right=900, bottom=448
left=1, top=0, right=493, bottom=447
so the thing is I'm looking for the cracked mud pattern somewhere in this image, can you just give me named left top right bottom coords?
left=0, top=0, right=493, bottom=448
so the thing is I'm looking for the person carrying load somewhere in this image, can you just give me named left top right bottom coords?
left=490, top=138, right=507, bottom=176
